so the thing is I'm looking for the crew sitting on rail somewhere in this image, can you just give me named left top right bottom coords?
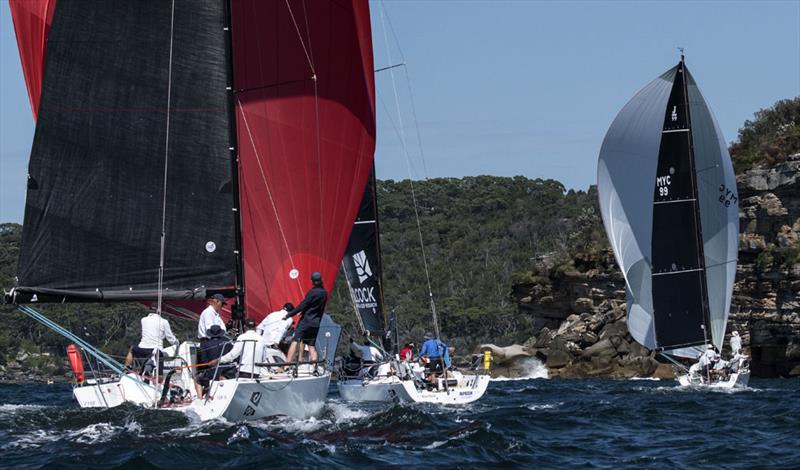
left=127, top=308, right=179, bottom=378
left=194, top=325, right=234, bottom=399
left=207, top=318, right=266, bottom=379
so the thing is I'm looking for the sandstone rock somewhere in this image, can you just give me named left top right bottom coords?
left=580, top=332, right=599, bottom=347
left=476, top=344, right=530, bottom=365
left=582, top=338, right=616, bottom=359
left=573, top=297, right=594, bottom=312
left=599, top=321, right=628, bottom=340
left=545, top=349, right=570, bottom=368
left=653, top=363, right=675, bottom=379
left=776, top=225, right=798, bottom=248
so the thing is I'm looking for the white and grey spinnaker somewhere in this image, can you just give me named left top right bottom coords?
left=597, top=57, right=738, bottom=354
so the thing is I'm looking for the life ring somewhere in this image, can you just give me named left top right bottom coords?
left=66, top=344, right=85, bottom=384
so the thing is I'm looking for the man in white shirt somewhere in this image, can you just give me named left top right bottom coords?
left=350, top=338, right=383, bottom=363
left=198, top=294, right=227, bottom=341
left=210, top=319, right=266, bottom=378
left=256, top=303, right=294, bottom=348
left=131, top=309, right=179, bottom=375
left=730, top=331, right=742, bottom=356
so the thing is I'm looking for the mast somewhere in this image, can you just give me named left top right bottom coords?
left=225, top=0, right=246, bottom=326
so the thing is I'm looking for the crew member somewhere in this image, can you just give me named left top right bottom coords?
left=350, top=337, right=384, bottom=363
left=194, top=325, right=234, bottom=398
left=284, top=272, right=327, bottom=364
left=198, top=294, right=226, bottom=341
left=400, top=342, right=415, bottom=362
left=418, top=332, right=447, bottom=384
left=730, top=331, right=742, bottom=356
left=257, top=303, right=294, bottom=347
left=208, top=319, right=265, bottom=379
left=132, top=308, right=179, bottom=376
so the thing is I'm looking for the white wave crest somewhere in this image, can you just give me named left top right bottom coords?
left=70, top=422, right=121, bottom=444
left=491, top=358, right=549, bottom=381
left=525, top=401, right=563, bottom=411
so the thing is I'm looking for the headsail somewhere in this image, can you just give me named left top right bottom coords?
left=231, top=0, right=376, bottom=322
left=597, top=58, right=737, bottom=351
left=8, top=0, right=56, bottom=119
left=341, top=168, right=387, bottom=341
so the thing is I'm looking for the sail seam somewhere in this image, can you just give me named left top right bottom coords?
left=653, top=198, right=696, bottom=205
left=652, top=268, right=703, bottom=276
left=662, top=128, right=689, bottom=134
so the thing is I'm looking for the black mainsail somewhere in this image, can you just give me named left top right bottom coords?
left=13, top=1, right=236, bottom=303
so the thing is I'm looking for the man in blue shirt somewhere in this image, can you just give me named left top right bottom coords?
left=418, top=332, right=448, bottom=384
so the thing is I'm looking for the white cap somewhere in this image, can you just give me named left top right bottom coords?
left=706, top=344, right=713, bottom=349
left=732, top=331, right=739, bottom=336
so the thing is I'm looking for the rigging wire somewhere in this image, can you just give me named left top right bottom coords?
left=154, top=0, right=177, bottom=405
left=284, top=0, right=325, bottom=279
left=379, top=1, right=430, bottom=178
left=156, top=0, right=176, bottom=319
left=377, top=1, right=440, bottom=339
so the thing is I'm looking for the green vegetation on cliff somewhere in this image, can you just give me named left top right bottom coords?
left=730, top=97, right=800, bottom=173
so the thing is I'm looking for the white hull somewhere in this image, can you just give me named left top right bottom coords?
left=184, top=372, right=331, bottom=421
left=338, top=369, right=490, bottom=405
left=677, top=370, right=751, bottom=389
left=71, top=341, right=331, bottom=421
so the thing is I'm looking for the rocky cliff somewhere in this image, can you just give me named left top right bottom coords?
left=508, top=154, right=800, bottom=379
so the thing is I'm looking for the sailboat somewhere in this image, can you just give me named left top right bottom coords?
left=336, top=168, right=490, bottom=404
left=597, top=54, right=749, bottom=389
left=5, top=0, right=378, bottom=418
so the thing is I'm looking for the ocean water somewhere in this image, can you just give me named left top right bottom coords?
left=0, top=375, right=797, bottom=469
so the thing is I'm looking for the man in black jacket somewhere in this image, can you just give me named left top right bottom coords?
left=284, top=271, right=327, bottom=364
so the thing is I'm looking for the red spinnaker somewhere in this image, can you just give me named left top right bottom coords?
left=8, top=0, right=56, bottom=119
left=231, top=0, right=376, bottom=322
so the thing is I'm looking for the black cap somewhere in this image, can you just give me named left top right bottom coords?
left=211, top=293, right=226, bottom=304
left=311, top=271, right=322, bottom=282
left=207, top=325, right=225, bottom=338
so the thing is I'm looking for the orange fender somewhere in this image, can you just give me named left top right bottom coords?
left=66, top=344, right=85, bottom=383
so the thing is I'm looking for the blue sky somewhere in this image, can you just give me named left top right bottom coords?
left=1, top=1, right=799, bottom=223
